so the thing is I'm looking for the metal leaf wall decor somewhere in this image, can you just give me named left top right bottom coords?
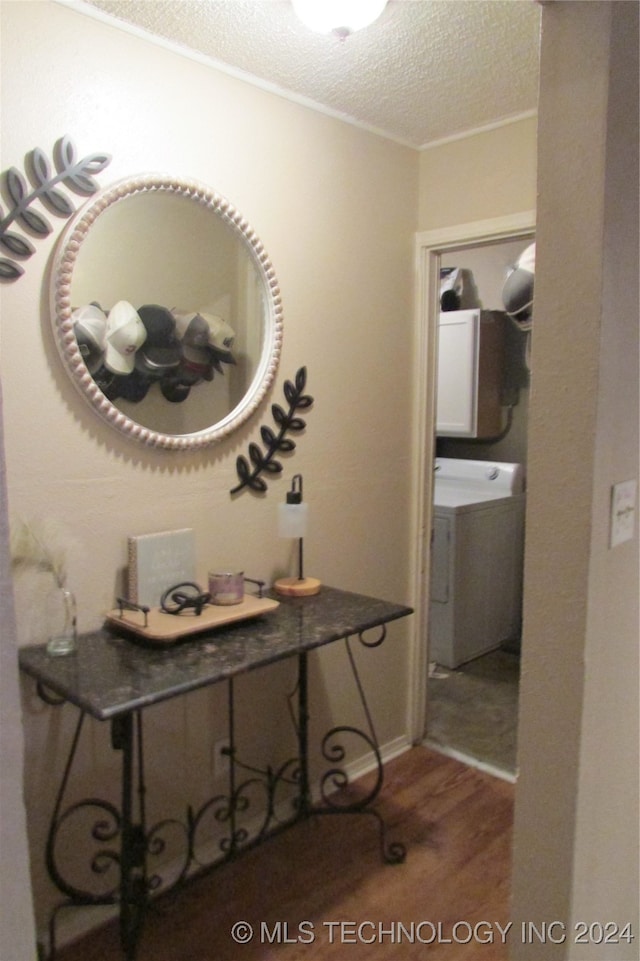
left=0, top=135, right=111, bottom=281
left=230, top=366, right=313, bottom=495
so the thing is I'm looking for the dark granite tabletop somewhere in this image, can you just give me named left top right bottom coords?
left=18, top=586, right=412, bottom=721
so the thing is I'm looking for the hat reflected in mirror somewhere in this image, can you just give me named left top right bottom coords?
left=104, top=301, right=147, bottom=374
left=135, top=305, right=182, bottom=378
left=72, top=303, right=108, bottom=374
left=173, top=309, right=236, bottom=367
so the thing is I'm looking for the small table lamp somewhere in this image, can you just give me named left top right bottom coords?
left=274, top=474, right=321, bottom=596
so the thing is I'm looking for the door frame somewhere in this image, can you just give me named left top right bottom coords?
left=407, top=210, right=536, bottom=743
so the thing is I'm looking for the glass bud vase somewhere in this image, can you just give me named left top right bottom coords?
left=46, top=587, right=77, bottom=656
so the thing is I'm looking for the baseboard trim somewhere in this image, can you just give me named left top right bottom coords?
left=423, top=738, right=518, bottom=784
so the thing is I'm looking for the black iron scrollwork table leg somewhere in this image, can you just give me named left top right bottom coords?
left=39, top=696, right=189, bottom=961
left=110, top=712, right=148, bottom=960
left=186, top=630, right=404, bottom=870
left=298, top=626, right=406, bottom=865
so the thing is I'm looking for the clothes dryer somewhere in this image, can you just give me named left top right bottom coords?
left=430, top=458, right=525, bottom=668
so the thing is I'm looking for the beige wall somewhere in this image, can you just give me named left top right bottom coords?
left=418, top=115, right=537, bottom=232
left=0, top=0, right=418, bottom=945
left=511, top=4, right=639, bottom=957
left=571, top=3, right=640, bottom=948
left=0, top=400, right=37, bottom=961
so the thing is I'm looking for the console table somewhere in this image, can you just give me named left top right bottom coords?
left=19, top=586, right=413, bottom=961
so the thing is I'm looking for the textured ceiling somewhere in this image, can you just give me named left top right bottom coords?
left=77, top=0, right=541, bottom=148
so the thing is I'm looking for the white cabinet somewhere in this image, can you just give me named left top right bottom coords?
left=436, top=309, right=505, bottom=438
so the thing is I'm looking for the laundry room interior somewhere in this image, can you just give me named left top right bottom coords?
left=425, top=234, right=535, bottom=781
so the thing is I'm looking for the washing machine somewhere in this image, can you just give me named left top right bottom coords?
left=429, top=457, right=525, bottom=669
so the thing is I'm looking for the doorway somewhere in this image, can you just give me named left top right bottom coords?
left=408, top=211, right=535, bottom=778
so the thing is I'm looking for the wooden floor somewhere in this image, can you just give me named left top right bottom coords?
left=56, top=746, right=514, bottom=961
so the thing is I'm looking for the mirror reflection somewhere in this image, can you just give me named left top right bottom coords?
left=51, top=175, right=283, bottom=449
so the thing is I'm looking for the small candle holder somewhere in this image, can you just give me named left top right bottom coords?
left=208, top=571, right=244, bottom=606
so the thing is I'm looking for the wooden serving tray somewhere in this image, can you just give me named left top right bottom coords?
left=105, top=594, right=279, bottom=645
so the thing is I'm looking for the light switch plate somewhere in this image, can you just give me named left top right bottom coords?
left=610, top=480, right=637, bottom=548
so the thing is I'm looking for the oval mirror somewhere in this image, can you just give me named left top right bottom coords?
left=51, top=174, right=283, bottom=450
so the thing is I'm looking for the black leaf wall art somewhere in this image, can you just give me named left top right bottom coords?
left=231, top=366, right=314, bottom=495
left=0, top=135, right=111, bottom=281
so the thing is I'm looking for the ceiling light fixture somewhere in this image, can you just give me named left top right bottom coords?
left=292, top=0, right=388, bottom=39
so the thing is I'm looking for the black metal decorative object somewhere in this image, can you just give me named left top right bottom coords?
left=0, top=135, right=111, bottom=281
left=42, top=707, right=191, bottom=960
left=315, top=631, right=406, bottom=866
left=230, top=366, right=313, bottom=495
